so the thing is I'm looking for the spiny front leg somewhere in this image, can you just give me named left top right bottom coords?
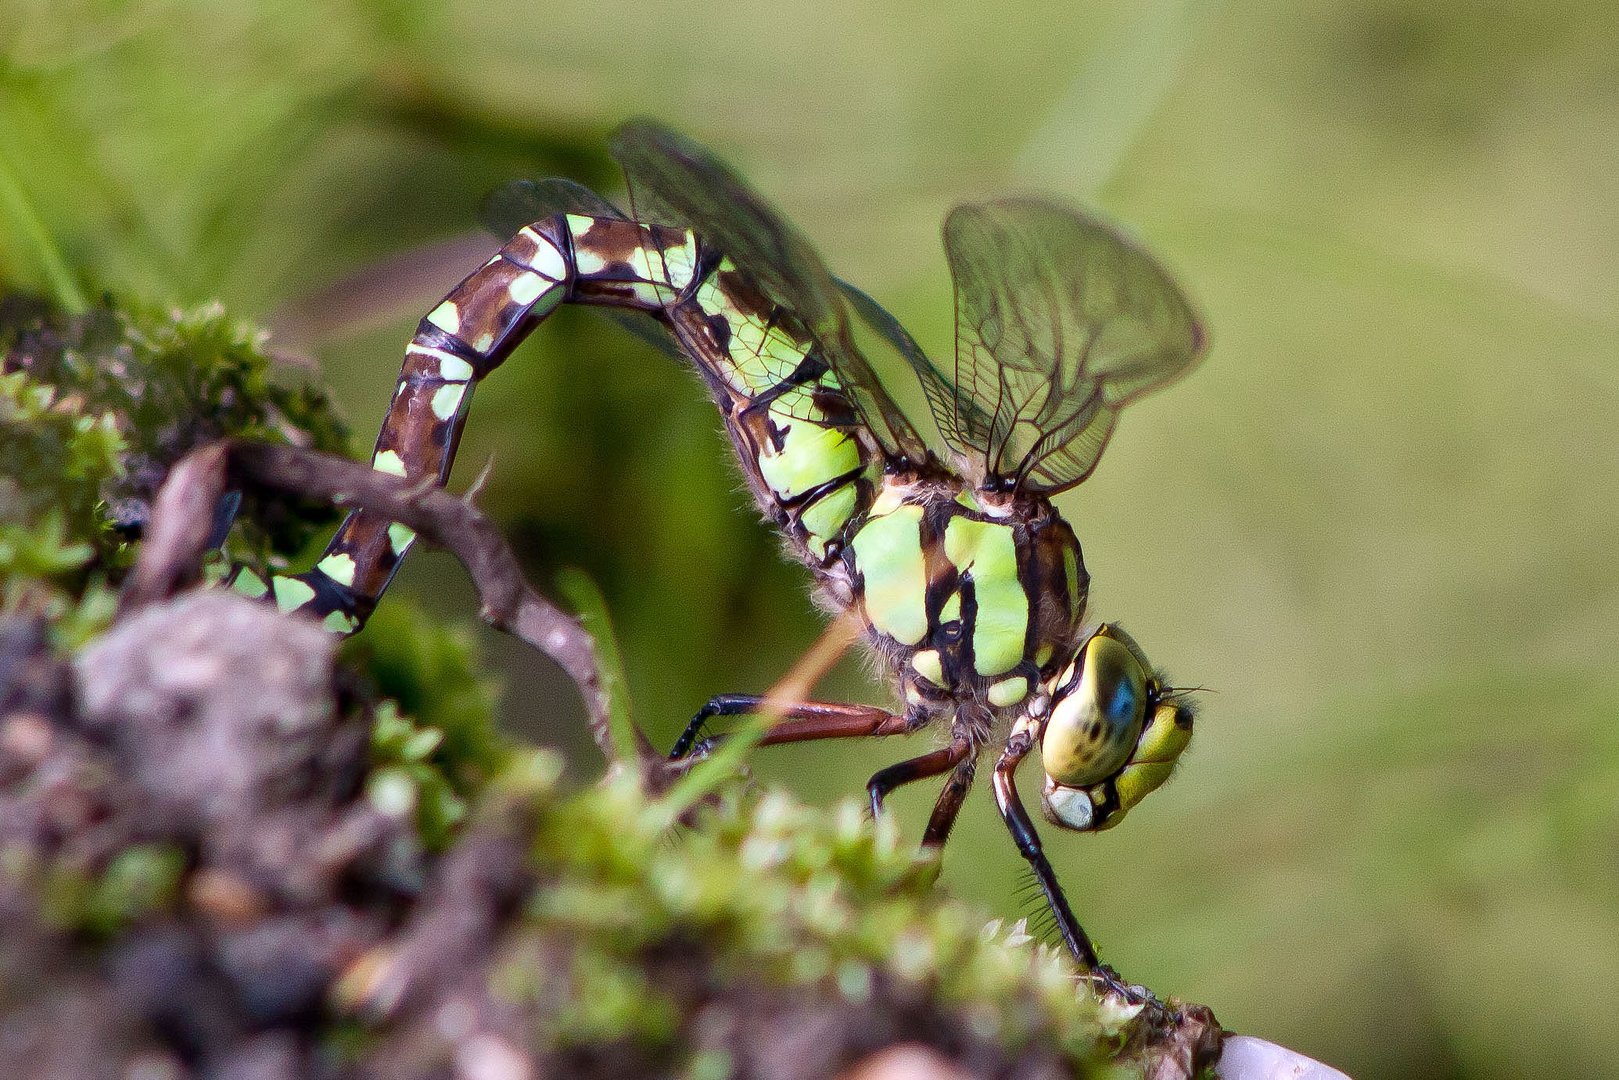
left=992, top=720, right=1135, bottom=999
left=921, top=758, right=976, bottom=848
left=866, top=738, right=971, bottom=818
left=669, top=696, right=918, bottom=761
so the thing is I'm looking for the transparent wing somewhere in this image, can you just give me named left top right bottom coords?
left=479, top=177, right=681, bottom=359
left=608, top=119, right=934, bottom=465
left=480, top=177, right=628, bottom=234
left=836, top=278, right=992, bottom=446
left=941, top=198, right=1204, bottom=494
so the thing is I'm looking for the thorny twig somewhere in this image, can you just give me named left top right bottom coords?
left=120, top=440, right=663, bottom=779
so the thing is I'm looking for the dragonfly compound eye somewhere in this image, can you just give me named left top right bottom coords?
left=1040, top=632, right=1147, bottom=791
left=1042, top=638, right=1195, bottom=834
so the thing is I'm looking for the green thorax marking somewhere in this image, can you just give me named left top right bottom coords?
left=849, top=502, right=929, bottom=646
left=944, top=515, right=1028, bottom=677
left=847, top=486, right=1045, bottom=689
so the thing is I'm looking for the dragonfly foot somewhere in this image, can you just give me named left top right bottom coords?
left=1086, top=964, right=1151, bottom=1007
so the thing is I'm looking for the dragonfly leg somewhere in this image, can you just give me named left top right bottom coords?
left=993, top=727, right=1136, bottom=996
left=866, top=738, right=972, bottom=818
left=668, top=696, right=916, bottom=760
left=920, top=757, right=977, bottom=849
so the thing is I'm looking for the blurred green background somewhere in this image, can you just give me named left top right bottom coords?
left=3, top=1, right=1616, bottom=1075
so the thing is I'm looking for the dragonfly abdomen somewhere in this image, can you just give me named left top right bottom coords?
left=667, top=257, right=880, bottom=567
left=243, top=218, right=580, bottom=627
left=260, top=211, right=880, bottom=625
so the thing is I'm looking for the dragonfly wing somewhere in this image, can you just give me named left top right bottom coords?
left=609, top=119, right=934, bottom=465
left=941, top=198, right=1204, bottom=494
left=835, top=278, right=990, bottom=457
left=480, top=177, right=627, bottom=236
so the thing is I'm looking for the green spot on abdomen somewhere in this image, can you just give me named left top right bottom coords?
left=945, top=516, right=1027, bottom=677
left=756, top=408, right=861, bottom=502
left=323, top=610, right=359, bottom=634
left=387, top=522, right=416, bottom=557
left=799, top=482, right=860, bottom=557
left=231, top=570, right=268, bottom=599
left=271, top=576, right=317, bottom=614
left=316, top=552, right=358, bottom=588
left=657, top=231, right=700, bottom=291
left=431, top=382, right=466, bottom=421
left=426, top=300, right=460, bottom=335
left=851, top=504, right=928, bottom=647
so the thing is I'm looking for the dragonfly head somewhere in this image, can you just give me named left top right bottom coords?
left=1032, top=624, right=1194, bottom=832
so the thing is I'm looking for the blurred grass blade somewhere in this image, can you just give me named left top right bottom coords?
left=554, top=567, right=639, bottom=766
left=0, top=143, right=87, bottom=313
left=1015, top=0, right=1213, bottom=198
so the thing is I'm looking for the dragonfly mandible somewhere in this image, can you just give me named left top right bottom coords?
left=241, top=120, right=1207, bottom=992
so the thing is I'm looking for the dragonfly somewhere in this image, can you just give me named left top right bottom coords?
left=240, top=119, right=1206, bottom=993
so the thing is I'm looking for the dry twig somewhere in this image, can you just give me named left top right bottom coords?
left=121, top=440, right=660, bottom=776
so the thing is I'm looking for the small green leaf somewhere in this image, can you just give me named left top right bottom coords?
left=555, top=567, right=640, bottom=766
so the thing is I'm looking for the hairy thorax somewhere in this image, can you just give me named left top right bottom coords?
left=825, top=473, right=1091, bottom=722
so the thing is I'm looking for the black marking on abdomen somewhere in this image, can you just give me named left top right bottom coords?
left=287, top=564, right=368, bottom=620
left=412, top=322, right=495, bottom=377
left=782, top=465, right=868, bottom=512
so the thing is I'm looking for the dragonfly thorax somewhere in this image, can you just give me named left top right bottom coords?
left=841, top=474, right=1090, bottom=717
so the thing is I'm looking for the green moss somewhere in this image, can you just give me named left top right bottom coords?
left=341, top=595, right=520, bottom=849
left=0, top=368, right=126, bottom=639
left=506, top=763, right=1109, bottom=1066
left=0, top=293, right=347, bottom=642
left=553, top=948, right=681, bottom=1046
left=367, top=700, right=476, bottom=851
left=37, top=843, right=187, bottom=938
left=345, top=599, right=510, bottom=797
left=682, top=1049, right=734, bottom=1080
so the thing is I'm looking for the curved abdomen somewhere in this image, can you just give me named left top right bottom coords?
left=270, top=211, right=878, bottom=628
